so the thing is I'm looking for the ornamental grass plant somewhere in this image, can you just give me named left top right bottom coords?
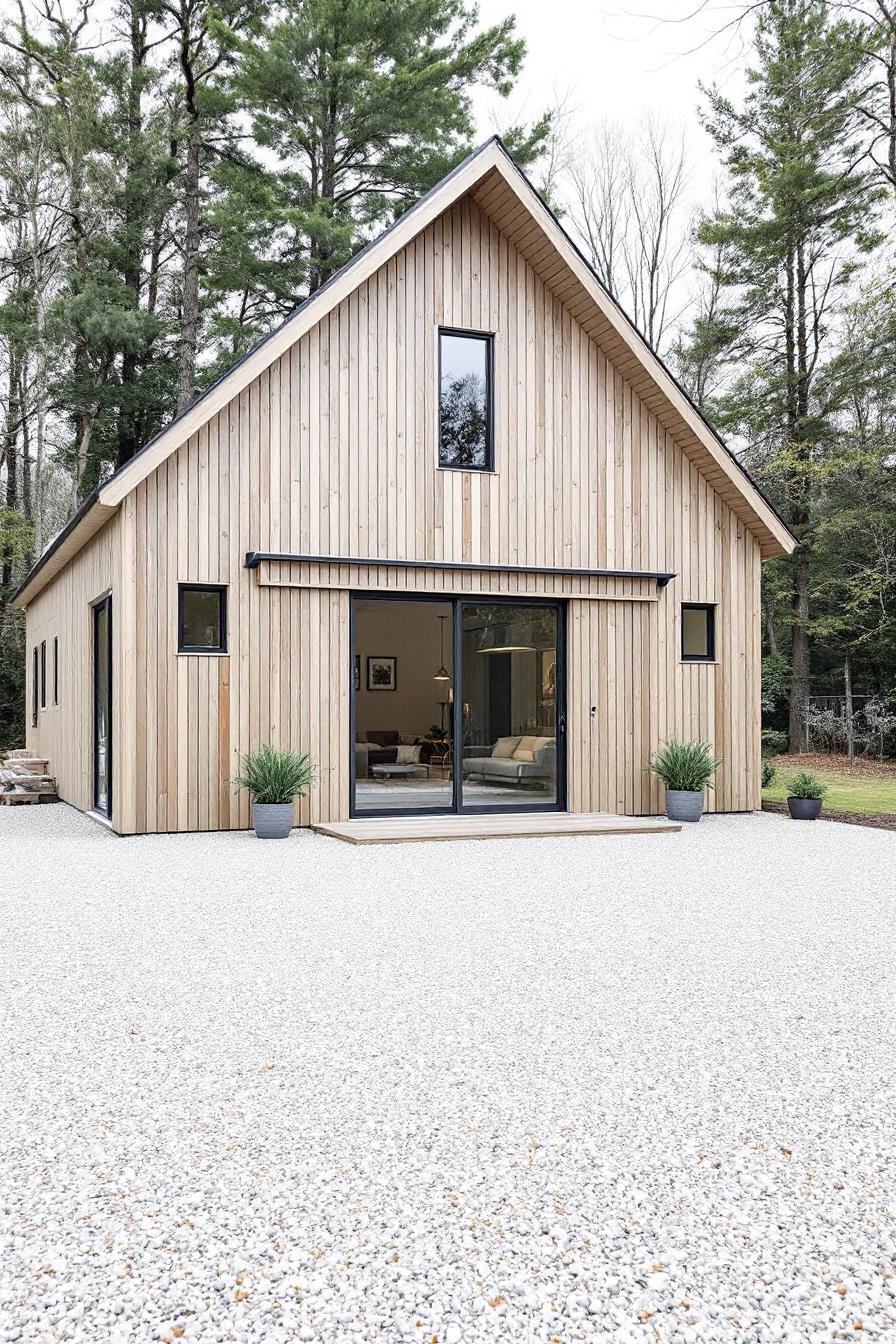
left=233, top=745, right=315, bottom=805
left=649, top=740, right=722, bottom=793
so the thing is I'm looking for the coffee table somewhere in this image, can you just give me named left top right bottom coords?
left=370, top=763, right=428, bottom=781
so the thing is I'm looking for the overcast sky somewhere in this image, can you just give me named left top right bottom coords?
left=473, top=0, right=753, bottom=185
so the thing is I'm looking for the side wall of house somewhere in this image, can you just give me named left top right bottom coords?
left=124, top=193, right=761, bottom=831
left=24, top=512, right=129, bottom=823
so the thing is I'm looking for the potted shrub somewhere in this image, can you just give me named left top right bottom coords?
left=786, top=770, right=827, bottom=820
left=650, top=739, right=722, bottom=823
left=234, top=745, right=315, bottom=838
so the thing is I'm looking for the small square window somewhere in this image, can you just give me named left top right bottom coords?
left=439, top=329, right=494, bottom=470
left=681, top=604, right=715, bottom=661
left=178, top=584, right=227, bottom=653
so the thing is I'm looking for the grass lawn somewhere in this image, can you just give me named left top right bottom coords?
left=762, top=752, right=896, bottom=815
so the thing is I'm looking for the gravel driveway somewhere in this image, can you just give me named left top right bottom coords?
left=2, top=806, right=895, bottom=1344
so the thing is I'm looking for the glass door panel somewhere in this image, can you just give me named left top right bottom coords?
left=459, top=603, right=560, bottom=810
left=352, top=597, right=454, bottom=814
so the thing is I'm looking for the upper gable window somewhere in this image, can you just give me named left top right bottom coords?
left=439, top=329, right=493, bottom=471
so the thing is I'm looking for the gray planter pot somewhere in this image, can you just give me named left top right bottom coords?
left=252, top=802, right=295, bottom=839
left=787, top=796, right=823, bottom=821
left=666, top=789, right=705, bottom=823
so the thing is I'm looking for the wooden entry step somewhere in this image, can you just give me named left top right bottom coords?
left=313, top=811, right=680, bottom=844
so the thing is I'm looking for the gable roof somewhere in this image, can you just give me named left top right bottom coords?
left=14, top=136, right=794, bottom=608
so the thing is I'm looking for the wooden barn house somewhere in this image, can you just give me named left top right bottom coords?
left=14, top=138, right=795, bottom=837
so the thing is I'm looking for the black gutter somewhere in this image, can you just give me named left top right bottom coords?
left=245, top=551, right=676, bottom=589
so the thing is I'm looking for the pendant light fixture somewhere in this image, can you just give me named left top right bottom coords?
left=433, top=613, right=450, bottom=682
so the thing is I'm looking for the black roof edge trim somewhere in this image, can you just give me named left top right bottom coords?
left=13, top=137, right=507, bottom=603
left=12, top=482, right=103, bottom=604
left=245, top=550, right=676, bottom=588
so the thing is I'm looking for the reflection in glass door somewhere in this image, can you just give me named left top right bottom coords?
left=459, top=603, right=561, bottom=810
left=352, top=597, right=455, bottom=814
left=93, top=595, right=112, bottom=817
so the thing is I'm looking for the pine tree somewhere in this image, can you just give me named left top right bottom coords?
left=202, top=0, right=547, bottom=365
left=688, top=0, right=881, bottom=749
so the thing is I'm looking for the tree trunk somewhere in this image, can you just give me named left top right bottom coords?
left=74, top=409, right=96, bottom=504
left=118, top=4, right=149, bottom=465
left=788, top=548, right=810, bottom=751
left=177, top=131, right=201, bottom=411
left=2, top=350, right=21, bottom=594
left=844, top=653, right=854, bottom=758
left=765, top=601, right=779, bottom=656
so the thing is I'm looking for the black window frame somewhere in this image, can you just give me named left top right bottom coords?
left=31, top=646, right=38, bottom=726
left=438, top=327, right=495, bottom=472
left=53, top=636, right=59, bottom=705
left=681, top=603, right=716, bottom=662
left=177, top=583, right=228, bottom=654
left=39, top=640, right=47, bottom=709
left=92, top=593, right=113, bottom=818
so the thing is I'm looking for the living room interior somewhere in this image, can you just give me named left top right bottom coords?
left=352, top=596, right=560, bottom=814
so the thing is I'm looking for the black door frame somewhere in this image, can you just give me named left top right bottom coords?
left=349, top=591, right=566, bottom=818
left=91, top=592, right=113, bottom=818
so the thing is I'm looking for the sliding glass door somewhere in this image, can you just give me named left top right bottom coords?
left=351, top=595, right=564, bottom=817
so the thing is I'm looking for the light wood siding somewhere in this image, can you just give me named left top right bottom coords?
left=29, top=190, right=763, bottom=831
left=23, top=515, right=122, bottom=821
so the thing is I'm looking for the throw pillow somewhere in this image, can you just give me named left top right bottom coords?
left=396, top=744, right=421, bottom=764
left=491, top=736, right=522, bottom=758
left=512, top=734, right=539, bottom=762
left=367, top=729, right=399, bottom=747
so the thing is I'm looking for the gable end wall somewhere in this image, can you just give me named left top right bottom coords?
left=122, top=194, right=760, bottom=831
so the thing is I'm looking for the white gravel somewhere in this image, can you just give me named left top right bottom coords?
left=1, top=805, right=895, bottom=1344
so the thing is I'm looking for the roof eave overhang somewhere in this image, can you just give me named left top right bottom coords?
left=13, top=135, right=795, bottom=608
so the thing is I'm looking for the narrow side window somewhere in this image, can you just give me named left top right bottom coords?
left=39, top=641, right=47, bottom=709
left=53, top=636, right=59, bottom=705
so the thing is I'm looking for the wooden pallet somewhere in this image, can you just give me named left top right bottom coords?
left=2, top=790, right=43, bottom=805
left=1, top=756, right=49, bottom=771
left=1, top=776, right=58, bottom=804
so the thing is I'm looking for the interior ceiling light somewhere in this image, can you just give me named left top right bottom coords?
left=433, top=613, right=450, bottom=681
left=477, top=620, right=536, bottom=654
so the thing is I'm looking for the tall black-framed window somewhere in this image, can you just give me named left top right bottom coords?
left=438, top=328, right=494, bottom=470
left=178, top=583, right=228, bottom=653
left=31, top=646, right=38, bottom=726
left=53, top=636, right=59, bottom=705
left=681, top=603, right=716, bottom=662
left=39, top=640, right=47, bottom=709
left=92, top=594, right=112, bottom=817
